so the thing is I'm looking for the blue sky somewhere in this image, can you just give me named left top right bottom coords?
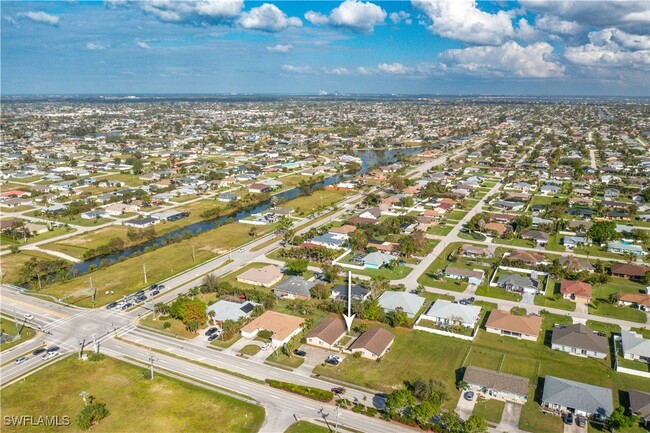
left=2, top=1, right=649, bottom=96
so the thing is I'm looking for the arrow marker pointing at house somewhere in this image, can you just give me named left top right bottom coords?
left=342, top=271, right=355, bottom=332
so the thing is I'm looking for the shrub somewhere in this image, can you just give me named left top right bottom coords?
left=353, top=351, right=362, bottom=359
left=87, top=352, right=105, bottom=362
left=265, top=379, right=333, bottom=402
left=76, top=401, right=109, bottom=431
left=258, top=330, right=273, bottom=340
left=162, top=321, right=172, bottom=329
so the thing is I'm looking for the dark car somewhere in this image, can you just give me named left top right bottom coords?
left=576, top=415, right=586, bottom=427
left=134, top=290, right=144, bottom=297
left=157, top=285, right=166, bottom=290
left=106, top=302, right=118, bottom=309
left=207, top=334, right=219, bottom=342
left=121, top=303, right=133, bottom=310
left=325, top=358, right=340, bottom=366
left=293, top=349, right=307, bottom=357
left=32, top=348, right=46, bottom=356
left=331, top=387, right=345, bottom=395
left=564, top=413, right=574, bottom=425
left=205, top=327, right=218, bottom=336
left=464, top=391, right=475, bottom=401
left=148, top=284, right=159, bottom=291
left=150, top=290, right=160, bottom=296
left=46, top=346, right=59, bottom=353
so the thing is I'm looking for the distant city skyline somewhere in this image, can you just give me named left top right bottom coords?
left=2, top=1, right=649, bottom=96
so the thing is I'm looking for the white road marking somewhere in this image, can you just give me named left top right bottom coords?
left=270, top=395, right=280, bottom=399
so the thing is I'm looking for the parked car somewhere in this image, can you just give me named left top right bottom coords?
left=576, top=415, right=586, bottom=427
left=327, top=355, right=342, bottom=363
left=207, top=334, right=219, bottom=342
left=23, top=313, right=34, bottom=320
left=564, top=413, right=574, bottom=425
left=325, top=358, right=340, bottom=366
left=293, top=349, right=307, bottom=357
left=205, top=327, right=218, bottom=336
left=331, top=387, right=345, bottom=395
left=464, top=391, right=475, bottom=401
left=261, top=343, right=271, bottom=350
left=15, top=357, right=29, bottom=365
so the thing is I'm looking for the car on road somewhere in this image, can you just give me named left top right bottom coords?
left=331, top=387, right=345, bottom=395
left=148, top=284, right=159, bottom=291
left=46, top=346, right=59, bottom=353
left=106, top=302, right=118, bottom=309
left=15, top=357, right=29, bottom=365
left=205, top=327, right=218, bottom=336
left=121, top=303, right=133, bottom=310
left=150, top=290, right=160, bottom=296
left=23, top=313, right=34, bottom=320
left=293, top=349, right=307, bottom=357
left=464, top=391, right=475, bottom=401
left=42, top=351, right=58, bottom=360
left=32, top=348, right=46, bottom=356
left=564, top=413, right=574, bottom=425
left=157, top=285, right=166, bottom=290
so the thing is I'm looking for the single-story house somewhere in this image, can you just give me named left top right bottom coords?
left=618, top=293, right=650, bottom=312
left=273, top=276, right=317, bottom=300
left=496, top=273, right=540, bottom=294
left=560, top=279, right=592, bottom=303
left=236, top=265, right=283, bottom=288
left=240, top=311, right=304, bottom=347
left=508, top=251, right=546, bottom=266
left=459, top=244, right=494, bottom=258
left=421, top=299, right=482, bottom=329
left=551, top=324, right=608, bottom=359
left=81, top=210, right=110, bottom=220
left=610, top=263, right=649, bottom=282
left=463, top=366, right=529, bottom=403
left=306, top=316, right=347, bottom=350
left=520, top=229, right=550, bottom=246
left=207, top=300, right=256, bottom=323
left=541, top=376, right=614, bottom=419
left=485, top=309, right=542, bottom=341
left=311, top=233, right=347, bottom=249
left=349, top=328, right=394, bottom=360
left=444, top=266, right=485, bottom=285
left=607, top=241, right=644, bottom=257
left=331, top=283, right=371, bottom=301
left=563, top=236, right=588, bottom=249
left=629, top=389, right=650, bottom=426
left=484, top=222, right=508, bottom=236
left=559, top=256, right=594, bottom=273
left=377, top=291, right=425, bottom=318
left=217, top=193, right=240, bottom=203
left=124, top=217, right=159, bottom=228
left=248, top=183, right=273, bottom=193
left=362, top=252, right=395, bottom=269
left=620, top=330, right=650, bottom=363
left=493, top=200, right=525, bottom=211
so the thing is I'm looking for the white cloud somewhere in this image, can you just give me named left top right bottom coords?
left=389, top=11, right=412, bottom=25
left=322, top=67, right=350, bottom=75
left=86, top=42, right=108, bottom=50
left=515, top=18, right=545, bottom=42
left=412, top=0, right=516, bottom=45
left=21, top=11, right=60, bottom=26
left=281, top=64, right=314, bottom=73
left=440, top=41, right=565, bottom=78
left=136, top=40, right=152, bottom=49
left=266, top=44, right=293, bottom=53
left=239, top=3, right=302, bottom=32
left=565, top=28, right=650, bottom=69
left=139, top=0, right=242, bottom=22
left=377, top=63, right=411, bottom=74
left=520, top=1, right=650, bottom=32
left=305, top=0, right=387, bottom=34
left=535, top=15, right=584, bottom=35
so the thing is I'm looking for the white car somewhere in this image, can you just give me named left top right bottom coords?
left=261, top=343, right=271, bottom=350
left=15, top=357, right=29, bottom=365
left=42, top=351, right=58, bottom=360
left=327, top=355, right=343, bottom=363
left=23, top=313, right=34, bottom=321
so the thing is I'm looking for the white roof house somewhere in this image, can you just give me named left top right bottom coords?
left=621, top=330, right=650, bottom=363
left=377, top=291, right=425, bottom=318
left=421, top=300, right=482, bottom=328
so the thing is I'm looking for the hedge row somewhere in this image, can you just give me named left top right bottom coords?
left=265, top=379, right=333, bottom=402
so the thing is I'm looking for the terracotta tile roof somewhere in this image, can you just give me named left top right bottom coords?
left=486, top=310, right=542, bottom=337
left=241, top=311, right=304, bottom=341
left=560, top=279, right=592, bottom=298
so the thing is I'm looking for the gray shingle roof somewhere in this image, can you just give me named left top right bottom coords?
left=551, top=324, right=608, bottom=354
left=621, top=330, right=650, bottom=358
left=377, top=291, right=425, bottom=317
left=274, top=276, right=316, bottom=297
left=463, top=366, right=529, bottom=396
left=542, top=376, right=614, bottom=417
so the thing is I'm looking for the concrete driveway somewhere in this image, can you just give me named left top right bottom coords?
left=293, top=344, right=342, bottom=376
left=564, top=419, right=586, bottom=433
left=454, top=391, right=476, bottom=421
left=496, top=401, right=523, bottom=432
left=522, top=293, right=535, bottom=305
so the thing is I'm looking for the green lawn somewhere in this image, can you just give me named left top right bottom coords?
left=588, top=277, right=648, bottom=322
left=349, top=264, right=413, bottom=280
left=544, top=234, right=566, bottom=252
left=534, top=279, right=576, bottom=311
left=211, top=334, right=241, bottom=349
left=574, top=244, right=627, bottom=260
left=519, top=398, right=564, bottom=433
left=631, top=327, right=650, bottom=339
left=139, top=315, right=198, bottom=339
left=472, top=398, right=504, bottom=425
left=24, top=210, right=112, bottom=227
left=427, top=225, right=453, bottom=236
left=284, top=421, right=330, bottom=433
left=463, top=346, right=503, bottom=371
left=239, top=344, right=261, bottom=357
left=266, top=351, right=305, bottom=369
left=417, top=242, right=493, bottom=292
left=476, top=284, right=522, bottom=302
left=37, top=222, right=275, bottom=307
left=1, top=226, right=74, bottom=247
left=282, top=189, right=349, bottom=216
left=1, top=355, right=265, bottom=433
left=0, top=317, right=37, bottom=352
left=0, top=250, right=67, bottom=285
left=492, top=238, right=536, bottom=248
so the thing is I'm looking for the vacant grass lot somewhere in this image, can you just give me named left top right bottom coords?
left=588, top=277, right=648, bottom=323
left=40, top=222, right=275, bottom=307
left=417, top=242, right=494, bottom=292
left=534, top=279, right=576, bottom=311
left=1, top=355, right=265, bottom=433
left=0, top=317, right=36, bottom=352
left=24, top=210, right=113, bottom=227
left=139, top=314, right=198, bottom=339
left=1, top=250, right=66, bottom=285
left=282, top=190, right=349, bottom=216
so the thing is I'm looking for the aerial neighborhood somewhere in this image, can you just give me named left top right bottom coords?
left=1, top=98, right=649, bottom=433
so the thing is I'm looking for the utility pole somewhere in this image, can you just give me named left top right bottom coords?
left=334, top=405, right=340, bottom=433
left=13, top=305, right=20, bottom=338
left=93, top=332, right=98, bottom=353
left=37, top=273, right=42, bottom=290
left=90, top=277, right=95, bottom=308
left=148, top=352, right=157, bottom=380
left=143, top=264, right=148, bottom=284
left=192, top=244, right=196, bottom=263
